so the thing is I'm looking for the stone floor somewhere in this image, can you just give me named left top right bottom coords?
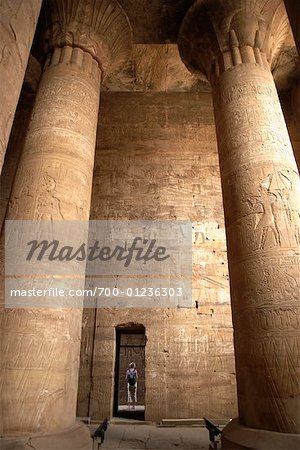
left=91, top=423, right=212, bottom=450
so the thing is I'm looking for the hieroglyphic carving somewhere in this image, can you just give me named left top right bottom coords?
left=224, top=163, right=300, bottom=263
left=216, top=69, right=300, bottom=433
left=1, top=0, right=132, bottom=437
left=214, top=71, right=296, bottom=170
left=2, top=52, right=101, bottom=433
left=36, top=173, right=64, bottom=220
left=215, top=69, right=300, bottom=434
left=8, top=50, right=101, bottom=222
left=79, top=88, right=235, bottom=422
left=179, top=0, right=300, bottom=436
left=0, top=0, right=42, bottom=173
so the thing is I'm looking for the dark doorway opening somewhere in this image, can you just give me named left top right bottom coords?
left=114, top=324, right=146, bottom=420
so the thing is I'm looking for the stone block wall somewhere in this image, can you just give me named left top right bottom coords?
left=77, top=91, right=238, bottom=422
left=2, top=70, right=299, bottom=425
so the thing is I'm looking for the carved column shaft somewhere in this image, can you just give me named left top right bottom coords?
left=9, top=46, right=101, bottom=222
left=0, top=0, right=42, bottom=174
left=213, top=62, right=300, bottom=434
left=1, top=45, right=101, bottom=436
left=1, top=0, right=132, bottom=438
left=179, top=0, right=300, bottom=439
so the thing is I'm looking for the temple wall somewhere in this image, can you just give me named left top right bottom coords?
left=77, top=91, right=237, bottom=421
left=2, top=76, right=299, bottom=424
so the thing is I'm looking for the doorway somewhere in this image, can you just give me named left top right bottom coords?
left=114, top=324, right=146, bottom=420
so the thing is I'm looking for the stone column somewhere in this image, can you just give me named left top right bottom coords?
left=0, top=1, right=131, bottom=448
left=0, top=0, right=42, bottom=175
left=0, top=56, right=41, bottom=232
left=179, top=1, right=300, bottom=448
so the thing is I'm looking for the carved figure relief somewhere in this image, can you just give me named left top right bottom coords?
left=36, top=173, right=64, bottom=220
left=252, top=185, right=281, bottom=249
left=246, top=170, right=300, bottom=249
left=256, top=267, right=298, bottom=302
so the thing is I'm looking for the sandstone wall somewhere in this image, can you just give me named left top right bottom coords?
left=2, top=73, right=299, bottom=424
left=77, top=91, right=238, bottom=422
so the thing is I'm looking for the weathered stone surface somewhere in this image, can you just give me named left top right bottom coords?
left=77, top=91, right=237, bottom=422
left=0, top=0, right=299, bottom=442
left=178, top=0, right=290, bottom=82
left=212, top=64, right=300, bottom=434
left=0, top=0, right=42, bottom=174
left=79, top=308, right=237, bottom=423
left=0, top=89, right=35, bottom=232
left=179, top=0, right=300, bottom=438
left=1, top=421, right=92, bottom=450
left=222, top=418, right=300, bottom=450
left=91, top=423, right=210, bottom=449
left=0, top=55, right=41, bottom=231
left=272, top=32, right=299, bottom=91
left=44, top=0, right=132, bottom=78
left=0, top=46, right=101, bottom=435
left=0, top=0, right=132, bottom=440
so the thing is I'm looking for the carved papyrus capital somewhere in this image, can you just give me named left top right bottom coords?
left=44, top=0, right=132, bottom=78
left=178, top=0, right=290, bottom=83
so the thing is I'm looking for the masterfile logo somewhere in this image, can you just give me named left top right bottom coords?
left=5, top=220, right=192, bottom=309
left=26, top=236, right=170, bottom=266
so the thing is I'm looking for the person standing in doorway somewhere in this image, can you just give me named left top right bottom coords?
left=126, top=362, right=138, bottom=409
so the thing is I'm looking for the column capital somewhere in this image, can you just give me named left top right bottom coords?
left=178, top=0, right=290, bottom=83
left=44, top=0, right=132, bottom=78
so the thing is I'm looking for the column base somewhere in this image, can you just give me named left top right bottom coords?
left=222, top=418, right=300, bottom=450
left=0, top=421, right=92, bottom=450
